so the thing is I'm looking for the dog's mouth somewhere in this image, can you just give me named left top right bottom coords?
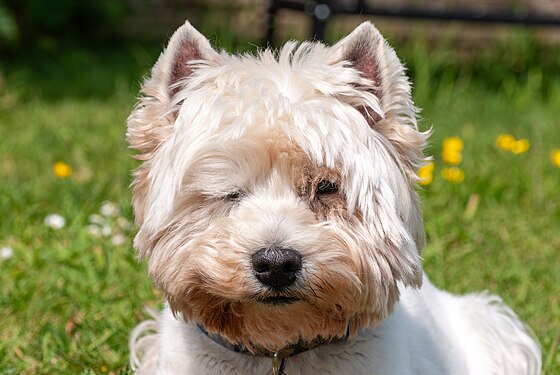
left=256, top=295, right=300, bottom=305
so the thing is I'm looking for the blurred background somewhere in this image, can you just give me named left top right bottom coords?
left=1, top=0, right=559, bottom=373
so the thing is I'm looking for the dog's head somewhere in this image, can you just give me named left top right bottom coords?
left=127, top=21, right=429, bottom=351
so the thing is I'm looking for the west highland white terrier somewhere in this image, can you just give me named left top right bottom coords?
left=127, top=21, right=541, bottom=374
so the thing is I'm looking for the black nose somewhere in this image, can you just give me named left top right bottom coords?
left=251, top=247, right=302, bottom=289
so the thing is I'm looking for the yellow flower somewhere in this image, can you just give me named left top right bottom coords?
left=441, top=167, right=465, bottom=183
left=442, top=137, right=464, bottom=153
left=495, top=134, right=515, bottom=151
left=100, top=365, right=108, bottom=373
left=442, top=137, right=464, bottom=165
left=53, top=161, right=72, bottom=178
left=442, top=149, right=462, bottom=165
left=417, top=162, right=435, bottom=186
left=551, top=149, right=560, bottom=167
left=510, top=139, right=530, bottom=154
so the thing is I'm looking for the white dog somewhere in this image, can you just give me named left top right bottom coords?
left=127, top=21, right=541, bottom=374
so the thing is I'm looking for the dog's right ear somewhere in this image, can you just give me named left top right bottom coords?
left=127, top=21, right=218, bottom=159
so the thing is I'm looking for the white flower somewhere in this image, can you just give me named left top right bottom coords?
left=1, top=246, right=14, bottom=260
left=111, top=234, right=126, bottom=246
left=44, top=214, right=65, bottom=229
left=87, top=224, right=101, bottom=237
left=101, top=225, right=112, bottom=237
left=100, top=201, right=120, bottom=217
left=117, top=217, right=131, bottom=230
left=88, top=214, right=105, bottom=225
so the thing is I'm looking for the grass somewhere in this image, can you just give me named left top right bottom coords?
left=1, top=29, right=559, bottom=374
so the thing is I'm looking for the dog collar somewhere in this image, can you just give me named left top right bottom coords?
left=197, top=324, right=350, bottom=374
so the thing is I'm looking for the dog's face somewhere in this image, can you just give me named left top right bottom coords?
left=127, top=22, right=428, bottom=351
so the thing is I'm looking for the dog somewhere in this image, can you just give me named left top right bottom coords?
left=126, top=21, right=541, bottom=374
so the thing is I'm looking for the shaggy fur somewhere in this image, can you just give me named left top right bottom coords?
left=127, top=21, right=541, bottom=374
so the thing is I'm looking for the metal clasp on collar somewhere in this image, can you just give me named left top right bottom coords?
left=272, top=352, right=287, bottom=375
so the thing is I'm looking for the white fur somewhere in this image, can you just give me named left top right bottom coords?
left=127, top=21, right=541, bottom=374
left=131, top=276, right=541, bottom=374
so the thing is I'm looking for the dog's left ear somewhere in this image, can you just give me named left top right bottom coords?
left=127, top=21, right=219, bottom=159
left=330, top=22, right=428, bottom=177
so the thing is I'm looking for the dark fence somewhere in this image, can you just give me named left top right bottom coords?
left=266, top=0, right=560, bottom=43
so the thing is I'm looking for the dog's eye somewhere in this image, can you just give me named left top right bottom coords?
left=224, top=191, right=242, bottom=201
left=316, top=180, right=338, bottom=195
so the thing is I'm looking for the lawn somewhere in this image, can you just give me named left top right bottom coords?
left=0, top=29, right=559, bottom=374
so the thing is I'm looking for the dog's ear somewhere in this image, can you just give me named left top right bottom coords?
left=127, top=21, right=218, bottom=159
left=330, top=22, right=428, bottom=177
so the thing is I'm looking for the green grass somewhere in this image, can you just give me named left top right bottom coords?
left=1, top=32, right=559, bottom=373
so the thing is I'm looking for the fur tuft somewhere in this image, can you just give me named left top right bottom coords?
left=129, top=308, right=159, bottom=374
left=459, top=293, right=541, bottom=374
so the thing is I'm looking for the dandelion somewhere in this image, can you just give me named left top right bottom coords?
left=53, top=161, right=72, bottom=179
left=0, top=246, right=14, bottom=260
left=510, top=139, right=530, bottom=155
left=495, top=134, right=516, bottom=151
left=552, top=149, right=560, bottom=167
left=442, top=149, right=462, bottom=165
left=442, top=137, right=464, bottom=165
left=417, top=162, right=435, bottom=186
left=44, top=214, right=66, bottom=229
left=442, top=137, right=464, bottom=153
left=100, top=201, right=120, bottom=217
left=441, top=167, right=465, bottom=183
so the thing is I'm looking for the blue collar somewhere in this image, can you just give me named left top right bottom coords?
left=197, top=324, right=350, bottom=359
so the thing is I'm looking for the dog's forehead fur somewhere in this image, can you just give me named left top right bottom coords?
left=136, top=41, right=423, bottom=236
left=125, top=22, right=432, bottom=273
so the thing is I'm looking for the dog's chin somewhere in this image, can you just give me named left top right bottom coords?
left=255, top=295, right=301, bottom=305
left=174, top=293, right=363, bottom=351
left=253, top=290, right=303, bottom=306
